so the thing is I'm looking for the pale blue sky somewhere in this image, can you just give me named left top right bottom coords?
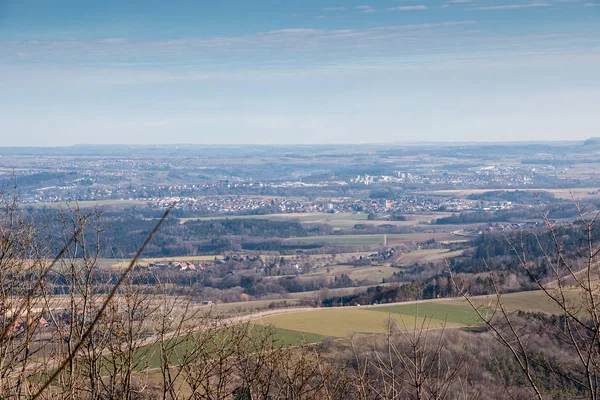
left=1, top=0, right=599, bottom=145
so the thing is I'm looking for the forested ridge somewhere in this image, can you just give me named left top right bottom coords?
left=25, top=208, right=331, bottom=257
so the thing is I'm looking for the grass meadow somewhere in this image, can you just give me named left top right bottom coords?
left=257, top=289, right=573, bottom=338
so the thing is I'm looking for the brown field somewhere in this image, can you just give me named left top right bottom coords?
left=102, top=255, right=222, bottom=268
left=544, top=188, right=600, bottom=199
left=561, top=165, right=600, bottom=180
left=271, top=212, right=453, bottom=229
left=284, top=231, right=469, bottom=247
left=386, top=232, right=459, bottom=246
left=25, top=199, right=148, bottom=209
left=396, top=248, right=466, bottom=266
left=269, top=264, right=400, bottom=285
left=415, top=188, right=600, bottom=200
left=443, top=289, right=580, bottom=315
left=213, top=299, right=303, bottom=315
left=181, top=212, right=452, bottom=230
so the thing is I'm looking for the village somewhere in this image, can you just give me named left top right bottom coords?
left=144, top=194, right=507, bottom=215
left=130, top=248, right=398, bottom=276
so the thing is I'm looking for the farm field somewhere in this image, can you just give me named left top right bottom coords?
left=181, top=212, right=452, bottom=229
left=256, top=302, right=478, bottom=338
left=256, top=308, right=423, bottom=337
left=257, top=289, right=575, bottom=338
left=25, top=199, right=148, bottom=208
left=561, top=166, right=600, bottom=180
left=284, top=232, right=468, bottom=247
left=179, top=214, right=273, bottom=223
left=443, top=289, right=574, bottom=315
left=267, top=212, right=452, bottom=229
left=385, top=232, right=459, bottom=245
left=140, top=325, right=324, bottom=370
left=415, top=188, right=600, bottom=200
left=395, top=248, right=466, bottom=266
left=548, top=188, right=600, bottom=199
left=103, top=255, right=222, bottom=268
left=266, top=326, right=325, bottom=346
left=370, top=302, right=480, bottom=326
left=284, top=234, right=387, bottom=246
left=294, top=264, right=399, bottom=282
left=213, top=299, right=303, bottom=315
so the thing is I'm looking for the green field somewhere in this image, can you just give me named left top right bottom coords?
left=257, top=290, right=573, bottom=338
left=139, top=325, right=323, bottom=369
left=370, top=302, right=480, bottom=326
left=266, top=326, right=325, bottom=346
left=257, top=309, right=407, bottom=337
left=256, top=305, right=472, bottom=338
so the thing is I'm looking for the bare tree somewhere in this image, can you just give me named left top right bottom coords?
left=0, top=183, right=61, bottom=398
left=350, top=315, right=469, bottom=400
left=452, top=198, right=600, bottom=400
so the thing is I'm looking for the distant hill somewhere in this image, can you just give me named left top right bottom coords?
left=584, top=137, right=600, bottom=146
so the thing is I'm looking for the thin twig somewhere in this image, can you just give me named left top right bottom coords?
left=0, top=225, right=83, bottom=343
left=32, top=203, right=175, bottom=399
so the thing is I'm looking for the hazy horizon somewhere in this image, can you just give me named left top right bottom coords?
left=1, top=0, right=599, bottom=146
left=0, top=138, right=594, bottom=150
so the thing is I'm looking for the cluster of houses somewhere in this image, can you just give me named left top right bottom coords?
left=144, top=193, right=480, bottom=215
left=139, top=254, right=263, bottom=273
left=128, top=249, right=406, bottom=280
left=11, top=316, right=49, bottom=335
left=145, top=261, right=203, bottom=271
left=10, top=312, right=74, bottom=335
left=493, top=221, right=542, bottom=232
left=363, top=248, right=396, bottom=262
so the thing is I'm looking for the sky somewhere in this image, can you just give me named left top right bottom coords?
left=0, top=0, right=599, bottom=146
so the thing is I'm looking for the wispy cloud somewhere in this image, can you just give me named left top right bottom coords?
left=583, top=2, right=598, bottom=5
left=1, top=20, right=480, bottom=64
left=9, top=20, right=598, bottom=82
left=387, top=5, right=428, bottom=11
left=323, top=7, right=346, bottom=11
left=97, top=38, right=128, bottom=44
left=356, top=5, right=376, bottom=12
left=467, top=2, right=550, bottom=9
